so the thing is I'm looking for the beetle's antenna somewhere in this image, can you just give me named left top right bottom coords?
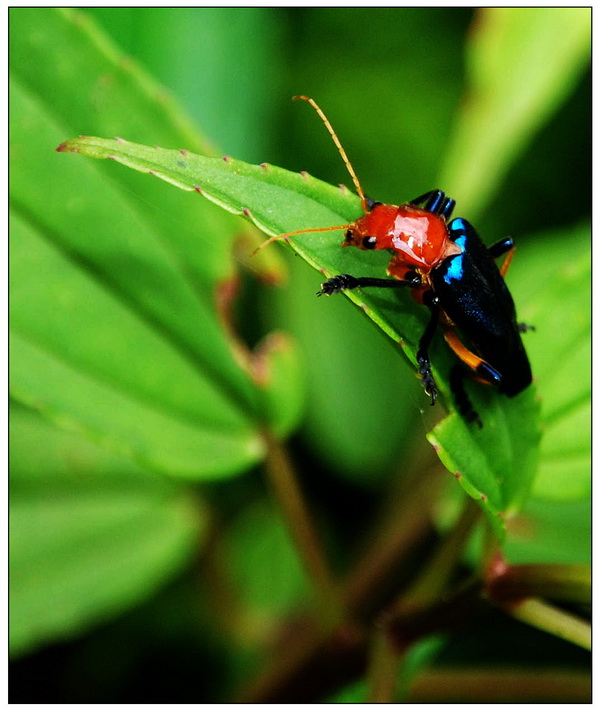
left=252, top=222, right=352, bottom=255
left=293, top=95, right=368, bottom=214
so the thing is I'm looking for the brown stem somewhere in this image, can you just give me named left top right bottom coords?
left=262, top=431, right=341, bottom=622
left=407, top=667, right=591, bottom=703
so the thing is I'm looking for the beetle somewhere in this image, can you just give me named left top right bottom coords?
left=257, top=96, right=532, bottom=425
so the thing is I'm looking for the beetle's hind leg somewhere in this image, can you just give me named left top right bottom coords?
left=489, top=238, right=536, bottom=332
left=450, top=367, right=483, bottom=429
left=488, top=237, right=516, bottom=278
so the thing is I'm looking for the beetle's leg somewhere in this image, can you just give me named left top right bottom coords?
left=450, top=366, right=483, bottom=428
left=488, top=237, right=514, bottom=258
left=488, top=237, right=515, bottom=278
left=518, top=322, right=536, bottom=333
left=441, top=325, right=502, bottom=388
left=440, top=198, right=456, bottom=221
left=408, top=190, right=445, bottom=212
left=416, top=291, right=441, bottom=406
left=488, top=239, right=535, bottom=331
left=318, top=272, right=421, bottom=296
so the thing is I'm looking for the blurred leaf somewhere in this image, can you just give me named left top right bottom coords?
left=219, top=501, right=310, bottom=640
left=59, top=135, right=542, bottom=530
left=286, top=8, right=471, bottom=204
left=10, top=403, right=205, bottom=657
left=251, top=333, right=305, bottom=439
left=440, top=7, right=590, bottom=215
left=88, top=7, right=285, bottom=162
left=504, top=497, right=591, bottom=565
left=273, top=255, right=421, bottom=485
left=9, top=89, right=263, bottom=477
left=511, top=229, right=590, bottom=501
left=9, top=9, right=313, bottom=478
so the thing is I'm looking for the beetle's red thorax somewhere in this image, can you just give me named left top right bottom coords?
left=346, top=203, right=460, bottom=271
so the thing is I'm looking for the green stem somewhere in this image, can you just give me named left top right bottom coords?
left=504, top=597, right=591, bottom=650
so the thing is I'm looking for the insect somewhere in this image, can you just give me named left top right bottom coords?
left=257, top=96, right=532, bottom=426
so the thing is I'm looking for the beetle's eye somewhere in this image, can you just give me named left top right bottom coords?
left=362, top=236, right=377, bottom=250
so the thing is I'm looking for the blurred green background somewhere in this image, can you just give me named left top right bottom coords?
left=10, top=7, right=590, bottom=703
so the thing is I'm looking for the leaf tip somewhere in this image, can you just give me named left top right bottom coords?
left=55, top=141, right=72, bottom=153
left=56, top=138, right=84, bottom=153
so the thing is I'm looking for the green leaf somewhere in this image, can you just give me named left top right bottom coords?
left=251, top=333, right=305, bottom=439
left=10, top=9, right=308, bottom=479
left=439, top=7, right=590, bottom=216
left=508, top=226, right=590, bottom=501
left=428, top=389, right=540, bottom=535
left=503, top=497, right=591, bottom=565
left=57, top=135, right=542, bottom=531
left=220, top=501, right=309, bottom=619
left=10, top=403, right=205, bottom=657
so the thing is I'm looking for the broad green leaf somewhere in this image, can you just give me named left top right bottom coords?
left=10, top=9, right=303, bottom=479
left=439, top=7, right=590, bottom=216
left=507, top=226, right=590, bottom=501
left=428, top=389, right=540, bottom=535
left=504, top=497, right=591, bottom=565
left=9, top=83, right=264, bottom=478
left=10, top=330, right=261, bottom=478
left=57, top=135, right=542, bottom=531
left=10, top=403, right=205, bottom=657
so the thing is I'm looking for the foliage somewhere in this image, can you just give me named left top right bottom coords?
left=9, top=7, right=590, bottom=703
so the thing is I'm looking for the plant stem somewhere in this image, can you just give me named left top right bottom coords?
left=488, top=563, right=590, bottom=605
left=262, top=431, right=341, bottom=622
left=407, top=667, right=590, bottom=702
left=366, top=628, right=404, bottom=702
left=400, top=496, right=481, bottom=609
left=504, top=597, right=591, bottom=650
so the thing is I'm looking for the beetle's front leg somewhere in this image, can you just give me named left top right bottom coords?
left=416, top=291, right=441, bottom=406
left=318, top=272, right=421, bottom=296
